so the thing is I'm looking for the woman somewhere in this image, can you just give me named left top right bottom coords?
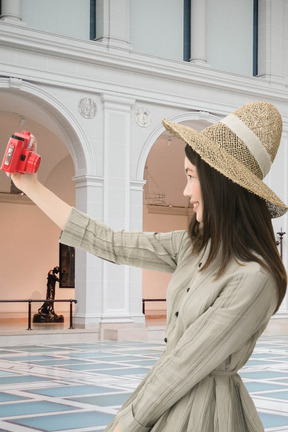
left=8, top=101, right=287, bottom=432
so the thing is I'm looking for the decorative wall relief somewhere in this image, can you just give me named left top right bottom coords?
left=78, top=97, right=97, bottom=119
left=135, top=107, right=152, bottom=127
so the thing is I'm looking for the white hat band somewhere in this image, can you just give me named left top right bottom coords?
left=220, top=113, right=272, bottom=177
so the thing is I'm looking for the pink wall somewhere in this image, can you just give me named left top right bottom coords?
left=0, top=156, right=75, bottom=319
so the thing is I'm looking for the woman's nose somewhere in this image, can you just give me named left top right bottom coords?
left=183, top=184, right=189, bottom=197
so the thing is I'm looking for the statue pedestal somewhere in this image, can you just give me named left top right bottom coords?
left=100, top=323, right=148, bottom=341
left=33, top=313, right=64, bottom=323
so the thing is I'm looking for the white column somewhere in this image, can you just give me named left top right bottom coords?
left=72, top=122, right=146, bottom=333
left=0, top=0, right=22, bottom=22
left=257, top=0, right=285, bottom=82
left=100, top=94, right=136, bottom=324
left=72, top=175, right=105, bottom=329
left=130, top=180, right=146, bottom=323
left=190, top=0, right=207, bottom=64
left=95, top=0, right=131, bottom=50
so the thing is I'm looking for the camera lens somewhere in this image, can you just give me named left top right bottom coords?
left=25, top=153, right=41, bottom=174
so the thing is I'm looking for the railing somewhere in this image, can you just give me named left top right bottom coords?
left=0, top=299, right=77, bottom=330
left=142, top=298, right=166, bottom=315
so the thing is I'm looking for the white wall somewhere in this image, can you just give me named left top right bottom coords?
left=15, top=0, right=286, bottom=80
left=17, top=0, right=266, bottom=78
left=130, top=0, right=254, bottom=75
left=21, top=0, right=90, bottom=40
left=130, top=0, right=183, bottom=61
left=285, top=1, right=288, bottom=78
left=206, top=0, right=254, bottom=76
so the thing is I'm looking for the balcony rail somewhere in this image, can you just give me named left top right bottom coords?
left=0, top=299, right=77, bottom=330
left=142, top=298, right=166, bottom=315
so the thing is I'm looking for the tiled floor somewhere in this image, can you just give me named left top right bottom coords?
left=0, top=335, right=287, bottom=431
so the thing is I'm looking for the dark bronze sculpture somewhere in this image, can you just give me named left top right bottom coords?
left=33, top=266, right=64, bottom=323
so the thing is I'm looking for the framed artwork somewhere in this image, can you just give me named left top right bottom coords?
left=59, top=244, right=75, bottom=288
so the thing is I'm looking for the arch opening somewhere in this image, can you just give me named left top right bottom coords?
left=140, top=113, right=220, bottom=320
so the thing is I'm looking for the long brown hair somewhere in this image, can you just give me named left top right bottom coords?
left=185, top=145, right=287, bottom=312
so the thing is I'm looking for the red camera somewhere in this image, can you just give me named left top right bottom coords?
left=1, top=131, right=41, bottom=174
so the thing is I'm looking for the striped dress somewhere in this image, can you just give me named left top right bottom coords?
left=60, top=208, right=278, bottom=432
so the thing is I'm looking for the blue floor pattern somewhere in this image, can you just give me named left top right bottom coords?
left=0, top=335, right=287, bottom=431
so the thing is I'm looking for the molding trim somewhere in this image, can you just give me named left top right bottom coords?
left=147, top=204, right=194, bottom=216
left=0, top=192, right=34, bottom=204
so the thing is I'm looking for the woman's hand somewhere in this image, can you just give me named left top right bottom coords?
left=112, top=424, right=121, bottom=432
left=9, top=171, right=38, bottom=195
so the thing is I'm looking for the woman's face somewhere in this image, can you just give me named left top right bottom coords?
left=183, top=156, right=203, bottom=227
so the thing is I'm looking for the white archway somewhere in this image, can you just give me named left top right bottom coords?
left=136, top=111, right=221, bottom=181
left=0, top=77, right=97, bottom=326
left=0, top=77, right=89, bottom=175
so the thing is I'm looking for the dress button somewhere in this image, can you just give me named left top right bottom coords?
left=187, top=287, right=190, bottom=292
left=175, top=311, right=179, bottom=317
left=164, top=338, right=167, bottom=343
left=198, top=262, right=202, bottom=268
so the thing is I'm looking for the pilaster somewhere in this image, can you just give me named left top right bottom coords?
left=95, top=0, right=132, bottom=50
left=129, top=180, right=146, bottom=323
left=100, top=94, right=145, bottom=325
left=257, top=0, right=286, bottom=82
left=0, top=0, right=22, bottom=23
left=72, top=175, right=104, bottom=329
left=190, top=0, right=207, bottom=64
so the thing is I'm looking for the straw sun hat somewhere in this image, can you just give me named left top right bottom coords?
left=163, top=101, right=288, bottom=218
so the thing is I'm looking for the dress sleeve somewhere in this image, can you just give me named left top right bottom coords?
left=59, top=207, right=186, bottom=273
left=116, top=268, right=278, bottom=432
